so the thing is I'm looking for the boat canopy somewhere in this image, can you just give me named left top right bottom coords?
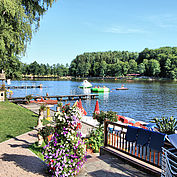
left=80, top=80, right=92, bottom=88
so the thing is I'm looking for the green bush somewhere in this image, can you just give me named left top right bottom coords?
left=84, top=126, right=104, bottom=153
left=93, top=110, right=117, bottom=125
left=150, top=116, right=177, bottom=134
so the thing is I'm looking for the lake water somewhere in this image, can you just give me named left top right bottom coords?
left=8, top=80, right=177, bottom=122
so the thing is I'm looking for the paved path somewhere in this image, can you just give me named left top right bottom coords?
left=0, top=130, right=48, bottom=177
left=0, top=104, right=155, bottom=176
left=77, top=153, right=154, bottom=177
left=19, top=103, right=55, bottom=117
left=0, top=130, right=154, bottom=177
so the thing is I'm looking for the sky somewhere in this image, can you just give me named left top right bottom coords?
left=22, top=0, right=177, bottom=65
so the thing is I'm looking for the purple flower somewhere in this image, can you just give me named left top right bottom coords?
left=63, top=131, right=68, bottom=135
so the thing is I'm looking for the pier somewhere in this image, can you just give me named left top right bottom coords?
left=5, top=85, right=43, bottom=89
left=8, top=94, right=99, bottom=103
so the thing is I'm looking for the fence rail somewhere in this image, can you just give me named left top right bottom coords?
left=104, top=120, right=172, bottom=169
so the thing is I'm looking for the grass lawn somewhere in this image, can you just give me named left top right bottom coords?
left=29, top=141, right=45, bottom=161
left=0, top=101, right=38, bottom=143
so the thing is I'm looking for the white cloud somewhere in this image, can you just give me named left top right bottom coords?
left=145, top=14, right=177, bottom=29
left=103, top=26, right=147, bottom=34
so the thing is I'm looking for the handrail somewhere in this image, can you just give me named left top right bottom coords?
left=104, top=119, right=172, bottom=168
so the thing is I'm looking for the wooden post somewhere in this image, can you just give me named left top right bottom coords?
left=104, top=119, right=108, bottom=147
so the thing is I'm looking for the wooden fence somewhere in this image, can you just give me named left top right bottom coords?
left=103, top=120, right=172, bottom=170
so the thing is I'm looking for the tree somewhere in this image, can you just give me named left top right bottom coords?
left=29, top=61, right=40, bottom=75
left=138, top=63, right=145, bottom=74
left=0, top=56, right=23, bottom=79
left=93, top=62, right=100, bottom=77
left=0, top=0, right=56, bottom=78
left=128, top=59, right=137, bottom=74
left=148, top=59, right=161, bottom=76
left=99, top=60, right=107, bottom=77
left=122, top=61, right=129, bottom=75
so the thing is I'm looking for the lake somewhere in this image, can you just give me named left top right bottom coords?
left=8, top=80, right=177, bottom=122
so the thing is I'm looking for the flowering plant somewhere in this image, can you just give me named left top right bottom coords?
left=39, top=126, right=55, bottom=144
left=93, top=110, right=118, bottom=126
left=43, top=104, right=87, bottom=177
left=84, top=126, right=104, bottom=153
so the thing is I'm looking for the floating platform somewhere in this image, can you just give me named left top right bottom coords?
left=79, top=86, right=92, bottom=89
left=91, top=87, right=110, bottom=92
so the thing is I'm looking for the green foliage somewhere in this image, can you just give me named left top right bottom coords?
left=57, top=102, right=63, bottom=108
left=39, top=104, right=46, bottom=112
left=69, top=47, right=177, bottom=79
left=0, top=0, right=56, bottom=79
left=39, top=125, right=55, bottom=144
left=22, top=61, right=69, bottom=77
left=93, top=110, right=118, bottom=126
left=150, top=116, right=177, bottom=134
left=84, top=126, right=104, bottom=152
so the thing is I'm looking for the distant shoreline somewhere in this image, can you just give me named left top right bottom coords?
left=22, top=75, right=176, bottom=82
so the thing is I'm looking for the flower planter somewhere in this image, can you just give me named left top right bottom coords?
left=86, top=148, right=93, bottom=154
left=46, top=134, right=53, bottom=142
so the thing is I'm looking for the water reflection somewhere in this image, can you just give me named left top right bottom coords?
left=98, top=92, right=109, bottom=101
left=83, top=88, right=91, bottom=94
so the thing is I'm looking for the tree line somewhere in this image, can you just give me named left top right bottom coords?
left=1, top=47, right=177, bottom=79
left=22, top=61, right=69, bottom=77
left=70, top=47, right=177, bottom=79
left=1, top=1, right=176, bottom=80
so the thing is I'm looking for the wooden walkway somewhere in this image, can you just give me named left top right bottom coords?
left=6, top=85, right=42, bottom=89
left=8, top=94, right=99, bottom=103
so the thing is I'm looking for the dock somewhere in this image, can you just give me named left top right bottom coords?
left=5, top=85, right=43, bottom=89
left=8, top=94, right=99, bottom=103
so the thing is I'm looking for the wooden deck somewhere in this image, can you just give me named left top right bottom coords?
left=102, top=120, right=172, bottom=176
left=100, top=146, right=161, bottom=176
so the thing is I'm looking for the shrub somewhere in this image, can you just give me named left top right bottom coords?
left=150, top=116, right=177, bottom=134
left=93, top=110, right=117, bottom=126
left=39, top=126, right=55, bottom=144
left=84, top=126, right=104, bottom=153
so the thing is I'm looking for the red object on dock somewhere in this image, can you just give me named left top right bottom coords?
left=94, top=100, right=100, bottom=115
left=78, top=99, right=87, bottom=115
left=30, top=97, right=58, bottom=104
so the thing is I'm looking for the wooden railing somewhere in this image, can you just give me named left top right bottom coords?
left=104, top=120, right=171, bottom=168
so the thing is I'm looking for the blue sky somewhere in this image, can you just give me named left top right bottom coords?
left=22, top=0, right=177, bottom=65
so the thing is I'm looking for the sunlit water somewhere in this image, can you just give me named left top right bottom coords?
left=8, top=80, right=177, bottom=122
